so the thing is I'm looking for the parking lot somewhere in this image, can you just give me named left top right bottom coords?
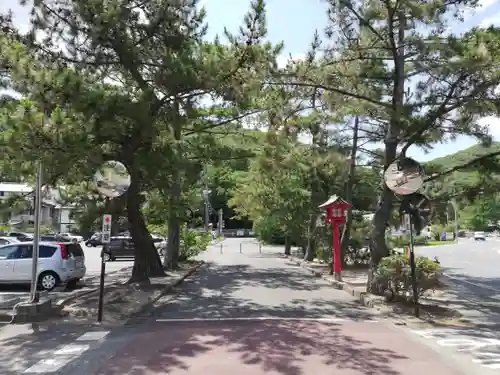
left=0, top=243, right=133, bottom=308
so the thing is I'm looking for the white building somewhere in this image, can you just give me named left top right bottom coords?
left=0, top=182, right=76, bottom=232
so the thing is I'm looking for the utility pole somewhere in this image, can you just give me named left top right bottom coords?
left=29, top=160, right=42, bottom=303
left=218, top=208, right=223, bottom=237
left=203, top=190, right=210, bottom=232
left=202, top=165, right=211, bottom=232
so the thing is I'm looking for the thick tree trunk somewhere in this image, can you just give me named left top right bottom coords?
left=367, top=186, right=394, bottom=293
left=164, top=114, right=183, bottom=269
left=166, top=216, right=181, bottom=269
left=303, top=214, right=317, bottom=261
left=128, top=171, right=164, bottom=283
left=165, top=177, right=181, bottom=269
left=367, top=11, right=406, bottom=294
left=284, top=234, right=291, bottom=255
left=340, top=116, right=359, bottom=266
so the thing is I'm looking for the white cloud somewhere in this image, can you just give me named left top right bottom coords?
left=478, top=0, right=498, bottom=10
left=478, top=116, right=500, bottom=140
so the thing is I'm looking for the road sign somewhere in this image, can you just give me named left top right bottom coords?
left=384, top=157, right=424, bottom=195
left=102, top=214, right=112, bottom=243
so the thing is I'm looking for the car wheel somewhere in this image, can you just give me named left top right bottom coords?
left=38, top=271, right=59, bottom=291
left=103, top=253, right=112, bottom=262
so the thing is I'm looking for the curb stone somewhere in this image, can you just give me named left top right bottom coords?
left=285, top=255, right=466, bottom=326
left=284, top=255, right=418, bottom=315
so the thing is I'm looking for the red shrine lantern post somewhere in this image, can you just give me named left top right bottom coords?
left=318, top=195, right=352, bottom=281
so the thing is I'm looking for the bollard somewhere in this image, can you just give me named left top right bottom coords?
left=240, top=243, right=242, bottom=253
left=259, top=243, right=262, bottom=253
left=220, top=242, right=223, bottom=254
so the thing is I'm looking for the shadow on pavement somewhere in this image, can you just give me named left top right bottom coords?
left=150, top=262, right=378, bottom=321
left=426, top=269, right=500, bottom=322
left=0, top=322, right=95, bottom=373
left=97, top=320, right=408, bottom=375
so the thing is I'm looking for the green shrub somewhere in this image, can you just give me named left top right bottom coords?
left=0, top=224, right=9, bottom=235
left=179, top=228, right=211, bottom=262
left=147, top=223, right=168, bottom=236
left=388, top=235, right=427, bottom=248
left=374, top=254, right=441, bottom=298
left=253, top=216, right=285, bottom=245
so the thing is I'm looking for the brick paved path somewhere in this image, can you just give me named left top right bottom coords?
left=94, top=318, right=463, bottom=375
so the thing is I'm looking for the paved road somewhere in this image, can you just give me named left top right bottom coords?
left=0, top=238, right=474, bottom=375
left=415, top=238, right=500, bottom=324
left=81, top=244, right=131, bottom=280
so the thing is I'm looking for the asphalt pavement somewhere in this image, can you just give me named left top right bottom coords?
left=415, top=238, right=500, bottom=323
left=0, top=238, right=476, bottom=375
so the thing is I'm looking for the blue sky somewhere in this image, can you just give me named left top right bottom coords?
left=2, top=0, right=500, bottom=161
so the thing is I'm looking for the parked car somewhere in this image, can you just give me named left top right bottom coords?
left=40, top=234, right=61, bottom=242
left=474, top=231, right=486, bottom=241
left=58, top=232, right=84, bottom=243
left=103, top=236, right=135, bottom=261
left=85, top=232, right=102, bottom=247
left=103, top=235, right=165, bottom=261
left=0, top=241, right=86, bottom=290
left=0, top=236, right=20, bottom=246
left=7, top=232, right=33, bottom=241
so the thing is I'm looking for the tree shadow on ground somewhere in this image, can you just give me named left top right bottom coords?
left=427, top=269, right=500, bottom=320
left=93, top=319, right=409, bottom=375
left=148, top=262, right=379, bottom=321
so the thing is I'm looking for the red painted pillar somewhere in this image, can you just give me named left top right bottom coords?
left=333, top=222, right=342, bottom=274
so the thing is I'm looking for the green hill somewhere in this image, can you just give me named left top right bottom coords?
left=425, top=142, right=500, bottom=192
left=428, top=142, right=500, bottom=169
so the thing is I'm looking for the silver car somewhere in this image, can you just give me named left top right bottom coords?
left=0, top=241, right=86, bottom=290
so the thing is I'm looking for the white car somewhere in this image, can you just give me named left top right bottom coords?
left=0, top=236, right=20, bottom=246
left=474, top=231, right=486, bottom=241
left=0, top=241, right=86, bottom=290
left=58, top=233, right=84, bottom=243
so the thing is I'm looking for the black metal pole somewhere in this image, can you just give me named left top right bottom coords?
left=97, top=247, right=106, bottom=323
left=408, top=214, right=419, bottom=318
left=97, top=198, right=110, bottom=323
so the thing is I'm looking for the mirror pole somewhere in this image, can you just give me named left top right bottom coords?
left=97, top=197, right=110, bottom=323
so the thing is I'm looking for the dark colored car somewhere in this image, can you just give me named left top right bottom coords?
left=40, top=235, right=60, bottom=242
left=103, top=236, right=135, bottom=261
left=7, top=232, right=33, bottom=242
left=85, top=232, right=102, bottom=247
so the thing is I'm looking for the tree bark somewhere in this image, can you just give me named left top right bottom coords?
left=164, top=111, right=183, bottom=269
left=284, top=234, right=291, bottom=255
left=128, top=168, right=164, bottom=283
left=367, top=11, right=405, bottom=293
left=165, top=178, right=182, bottom=269
left=340, top=116, right=359, bottom=266
left=303, top=214, right=317, bottom=261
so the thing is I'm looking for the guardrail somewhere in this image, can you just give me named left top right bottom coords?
left=217, top=239, right=262, bottom=254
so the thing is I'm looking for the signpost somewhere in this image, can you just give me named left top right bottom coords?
left=94, top=161, right=131, bottom=323
left=384, top=157, right=429, bottom=318
left=318, top=195, right=352, bottom=281
left=102, top=214, right=112, bottom=244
